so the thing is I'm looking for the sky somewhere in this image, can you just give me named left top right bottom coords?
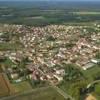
left=0, top=0, right=100, bottom=1
left=0, top=0, right=100, bottom=2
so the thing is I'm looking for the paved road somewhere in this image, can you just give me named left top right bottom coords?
left=87, top=80, right=100, bottom=88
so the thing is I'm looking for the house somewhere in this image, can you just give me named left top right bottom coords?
left=55, top=69, right=65, bottom=76
left=10, top=73, right=19, bottom=80
left=91, top=59, right=100, bottom=64
left=53, top=74, right=63, bottom=81
left=82, top=62, right=95, bottom=70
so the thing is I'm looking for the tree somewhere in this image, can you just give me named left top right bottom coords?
left=47, top=35, right=56, bottom=41
left=69, top=85, right=80, bottom=100
left=69, top=80, right=88, bottom=100
left=64, top=64, right=83, bottom=82
left=95, top=52, right=100, bottom=59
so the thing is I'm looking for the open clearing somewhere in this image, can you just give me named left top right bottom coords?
left=12, top=81, right=32, bottom=93
left=82, top=65, right=100, bottom=82
left=0, top=43, right=23, bottom=51
left=7, top=87, right=65, bottom=100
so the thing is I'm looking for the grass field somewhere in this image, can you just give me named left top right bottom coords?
left=95, top=83, right=100, bottom=94
left=9, top=87, right=65, bottom=100
left=63, top=22, right=96, bottom=26
left=12, top=81, right=32, bottom=93
left=91, top=83, right=100, bottom=100
left=0, top=43, right=23, bottom=51
left=82, top=65, right=100, bottom=82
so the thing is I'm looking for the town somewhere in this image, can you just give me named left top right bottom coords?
left=0, top=23, right=100, bottom=100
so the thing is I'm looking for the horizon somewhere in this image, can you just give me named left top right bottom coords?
left=0, top=0, right=100, bottom=1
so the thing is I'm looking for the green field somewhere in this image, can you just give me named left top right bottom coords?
left=9, top=87, right=65, bottom=100
left=12, top=81, right=32, bottom=93
left=82, top=65, right=100, bottom=82
left=0, top=43, right=23, bottom=51
left=95, top=83, right=100, bottom=99
left=0, top=7, right=100, bottom=26
left=95, top=83, right=100, bottom=94
left=91, top=83, right=100, bottom=100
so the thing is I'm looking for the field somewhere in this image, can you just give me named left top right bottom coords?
left=72, top=12, right=100, bottom=15
left=0, top=4, right=100, bottom=26
left=82, top=65, right=100, bottom=100
left=0, top=74, right=9, bottom=97
left=0, top=43, right=23, bottom=51
left=82, top=65, right=100, bottom=82
left=93, top=83, right=100, bottom=100
left=95, top=83, right=100, bottom=94
left=12, top=81, right=32, bottom=93
left=0, top=73, right=14, bottom=97
left=8, top=87, right=65, bottom=100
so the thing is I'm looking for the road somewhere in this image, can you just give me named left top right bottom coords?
left=87, top=80, right=100, bottom=89
left=36, top=66, right=75, bottom=100
left=1, top=65, right=74, bottom=100
left=52, top=84, right=74, bottom=100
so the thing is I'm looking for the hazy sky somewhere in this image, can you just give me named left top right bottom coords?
left=0, top=0, right=100, bottom=1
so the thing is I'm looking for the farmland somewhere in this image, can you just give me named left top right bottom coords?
left=0, top=74, right=9, bottom=97
left=12, top=81, right=32, bottom=93
left=5, top=87, right=65, bottom=100
left=0, top=1, right=100, bottom=26
left=0, top=73, right=14, bottom=97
